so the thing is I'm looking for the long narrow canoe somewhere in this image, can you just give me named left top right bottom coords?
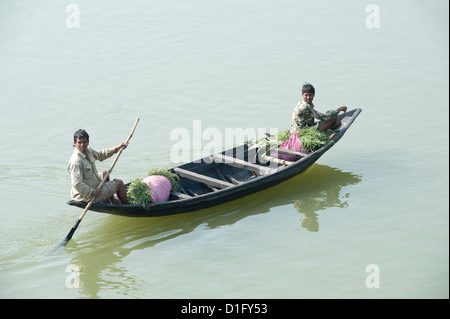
left=68, top=108, right=362, bottom=217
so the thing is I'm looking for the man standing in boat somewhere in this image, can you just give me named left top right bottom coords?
left=68, top=129, right=128, bottom=204
left=291, top=83, right=347, bottom=132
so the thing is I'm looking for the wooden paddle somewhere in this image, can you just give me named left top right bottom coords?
left=60, top=118, right=140, bottom=247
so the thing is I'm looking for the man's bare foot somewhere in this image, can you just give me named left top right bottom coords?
left=109, top=194, right=120, bottom=205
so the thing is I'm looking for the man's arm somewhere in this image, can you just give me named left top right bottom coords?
left=311, top=106, right=346, bottom=122
left=93, top=142, right=128, bottom=162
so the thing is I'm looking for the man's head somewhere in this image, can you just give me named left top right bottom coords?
left=302, top=82, right=315, bottom=104
left=302, top=83, right=315, bottom=94
left=73, top=129, right=89, bottom=154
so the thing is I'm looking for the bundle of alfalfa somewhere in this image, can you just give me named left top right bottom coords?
left=127, top=168, right=181, bottom=207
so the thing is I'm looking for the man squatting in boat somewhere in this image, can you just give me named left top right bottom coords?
left=291, top=83, right=348, bottom=132
left=68, top=129, right=128, bottom=204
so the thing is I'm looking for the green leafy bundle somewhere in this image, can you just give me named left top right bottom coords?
left=127, top=178, right=153, bottom=207
left=127, top=168, right=181, bottom=207
left=276, top=130, right=291, bottom=144
left=297, top=126, right=335, bottom=152
left=250, top=127, right=336, bottom=155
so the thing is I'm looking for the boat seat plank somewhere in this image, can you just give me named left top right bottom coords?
left=225, top=174, right=242, bottom=185
left=274, top=148, right=309, bottom=158
left=212, top=154, right=272, bottom=176
left=173, top=168, right=234, bottom=189
left=264, top=155, right=295, bottom=166
left=186, top=189, right=199, bottom=196
left=203, top=184, right=219, bottom=192
left=170, top=191, right=192, bottom=200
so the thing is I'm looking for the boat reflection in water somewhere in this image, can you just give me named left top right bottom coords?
left=291, top=165, right=361, bottom=232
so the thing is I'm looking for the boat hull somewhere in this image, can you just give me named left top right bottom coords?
left=67, top=108, right=362, bottom=217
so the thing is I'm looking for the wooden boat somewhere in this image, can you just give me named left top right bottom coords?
left=68, top=108, right=362, bottom=217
